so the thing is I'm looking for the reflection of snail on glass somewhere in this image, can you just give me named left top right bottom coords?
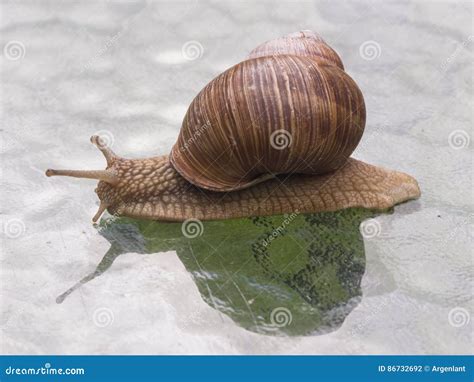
left=46, top=30, right=420, bottom=223
left=56, top=207, right=407, bottom=336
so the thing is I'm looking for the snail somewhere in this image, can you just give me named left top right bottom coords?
left=46, top=31, right=420, bottom=223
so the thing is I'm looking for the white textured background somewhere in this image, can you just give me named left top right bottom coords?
left=1, top=0, right=472, bottom=354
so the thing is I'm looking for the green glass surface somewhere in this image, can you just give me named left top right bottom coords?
left=57, top=208, right=389, bottom=336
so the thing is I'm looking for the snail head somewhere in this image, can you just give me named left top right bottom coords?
left=46, top=135, right=140, bottom=223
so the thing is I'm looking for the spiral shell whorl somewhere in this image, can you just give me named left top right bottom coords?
left=248, top=30, right=344, bottom=70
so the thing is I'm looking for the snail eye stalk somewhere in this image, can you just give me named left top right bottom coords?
left=45, top=168, right=118, bottom=185
left=45, top=135, right=120, bottom=185
left=92, top=202, right=108, bottom=223
left=90, top=135, right=117, bottom=166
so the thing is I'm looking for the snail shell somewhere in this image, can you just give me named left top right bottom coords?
left=170, top=31, right=366, bottom=192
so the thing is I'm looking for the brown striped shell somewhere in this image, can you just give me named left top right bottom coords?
left=170, top=31, right=366, bottom=192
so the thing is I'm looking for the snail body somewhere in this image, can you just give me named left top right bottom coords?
left=46, top=31, right=420, bottom=222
